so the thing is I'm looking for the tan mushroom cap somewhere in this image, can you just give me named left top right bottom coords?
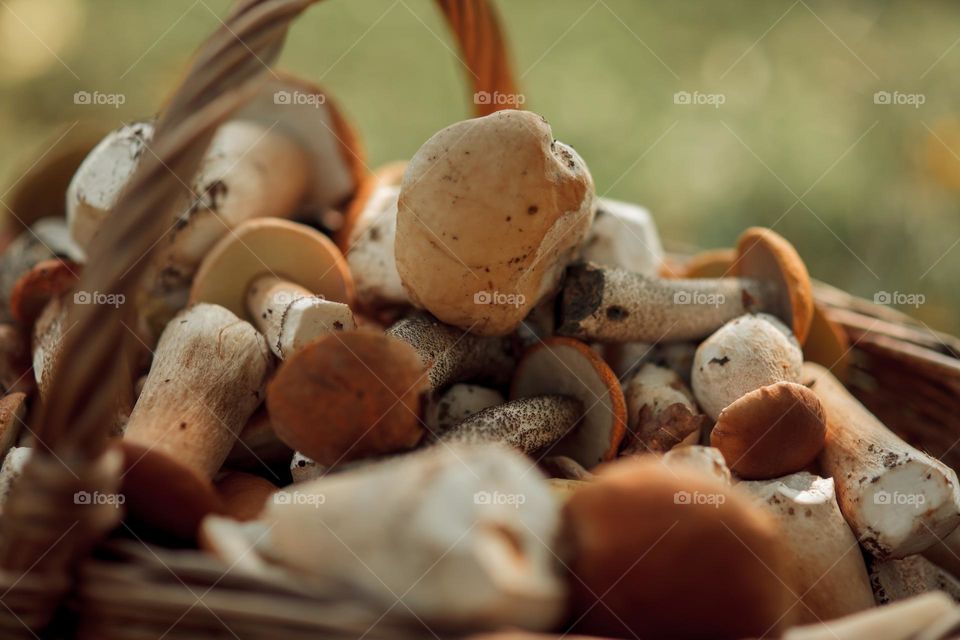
left=336, top=161, right=407, bottom=251
left=189, top=218, right=354, bottom=318
left=511, top=337, right=626, bottom=469
left=9, top=258, right=80, bottom=327
left=803, top=303, right=851, bottom=381
left=735, top=227, right=814, bottom=345
left=118, top=440, right=224, bottom=544
left=711, top=381, right=827, bottom=480
left=215, top=471, right=277, bottom=521
left=238, top=73, right=365, bottom=213
left=266, top=329, right=429, bottom=467
left=563, top=457, right=796, bottom=639
left=396, top=110, right=595, bottom=336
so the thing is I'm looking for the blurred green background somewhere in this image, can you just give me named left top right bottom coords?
left=1, top=0, right=959, bottom=332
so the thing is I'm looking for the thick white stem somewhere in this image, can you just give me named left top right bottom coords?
left=870, top=555, right=960, bottom=604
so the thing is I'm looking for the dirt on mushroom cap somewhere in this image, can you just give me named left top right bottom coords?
left=267, top=329, right=429, bottom=466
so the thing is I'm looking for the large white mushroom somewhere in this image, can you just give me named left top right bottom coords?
left=580, top=197, right=663, bottom=276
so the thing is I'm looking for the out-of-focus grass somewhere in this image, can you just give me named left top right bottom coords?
left=1, top=0, right=958, bottom=332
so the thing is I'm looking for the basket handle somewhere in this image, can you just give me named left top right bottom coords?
left=0, top=0, right=516, bottom=630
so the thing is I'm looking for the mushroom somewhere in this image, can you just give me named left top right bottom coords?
left=67, top=75, right=362, bottom=267
left=31, top=294, right=68, bottom=402
left=224, top=408, right=293, bottom=474
left=290, top=450, right=325, bottom=483
left=803, top=303, right=852, bottom=381
left=621, top=363, right=708, bottom=455
left=121, top=303, right=271, bottom=537
left=692, top=313, right=803, bottom=420
left=804, top=362, right=960, bottom=559
left=9, top=258, right=80, bottom=328
left=395, top=110, right=596, bottom=336
left=563, top=457, right=796, bottom=639
left=386, top=313, right=517, bottom=390
left=782, top=592, right=960, bottom=640
left=0, top=446, right=31, bottom=511
left=433, top=395, right=583, bottom=454
left=580, top=197, right=663, bottom=276
left=557, top=227, right=813, bottom=345
left=0, top=393, right=26, bottom=460
left=510, top=337, right=626, bottom=468
left=711, top=381, right=826, bottom=480
left=259, top=444, right=567, bottom=630
left=215, top=471, right=277, bottom=522
left=0, top=324, right=33, bottom=396
left=425, top=383, right=505, bottom=432
left=741, top=472, right=875, bottom=623
left=660, top=445, right=732, bottom=484
left=869, top=555, right=960, bottom=605
left=189, top=218, right=355, bottom=359
left=678, top=247, right=737, bottom=278
left=266, top=329, right=429, bottom=467
left=339, top=162, right=410, bottom=311
left=540, top=455, right=593, bottom=481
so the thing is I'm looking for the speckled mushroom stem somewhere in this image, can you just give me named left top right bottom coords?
left=556, top=263, right=764, bottom=343
left=742, top=472, right=875, bottom=623
left=869, top=555, right=960, bottom=604
left=387, top=314, right=517, bottom=390
left=433, top=395, right=582, bottom=453
left=246, top=275, right=355, bottom=358
left=805, top=362, right=960, bottom=559
left=124, top=303, right=271, bottom=478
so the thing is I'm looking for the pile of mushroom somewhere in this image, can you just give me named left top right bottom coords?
left=3, top=106, right=960, bottom=640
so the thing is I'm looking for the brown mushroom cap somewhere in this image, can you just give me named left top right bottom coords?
left=396, top=110, right=595, bottom=336
left=9, top=258, right=80, bottom=327
left=681, top=247, right=737, bottom=279
left=511, top=337, right=626, bottom=468
left=563, top=457, right=795, bottom=639
left=336, top=161, right=407, bottom=251
left=711, top=381, right=826, bottom=480
left=189, top=218, right=354, bottom=318
left=803, top=303, right=851, bottom=381
left=215, top=471, right=277, bottom=521
left=735, top=227, right=814, bottom=345
left=266, top=329, right=428, bottom=466
left=118, top=441, right=224, bottom=544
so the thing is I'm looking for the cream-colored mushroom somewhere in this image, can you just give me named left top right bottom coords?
left=660, top=445, right=732, bottom=484
left=622, top=363, right=707, bottom=455
left=290, top=451, right=325, bottom=483
left=741, top=472, right=875, bottom=623
left=124, top=303, right=271, bottom=479
left=396, top=110, right=596, bottom=336
left=426, top=383, right=505, bottom=432
left=260, top=444, right=567, bottom=631
left=782, top=592, right=960, bottom=640
left=805, top=362, right=960, bottom=559
left=869, top=555, right=960, bottom=604
left=0, top=446, right=31, bottom=511
left=580, top=197, right=663, bottom=276
left=692, top=313, right=803, bottom=420
left=31, top=295, right=67, bottom=402
left=0, top=393, right=26, bottom=461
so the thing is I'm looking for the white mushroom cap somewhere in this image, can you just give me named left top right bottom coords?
left=692, top=313, right=803, bottom=420
left=290, top=451, right=326, bottom=483
left=345, top=182, right=409, bottom=309
left=426, top=383, right=505, bottom=432
left=396, top=110, right=596, bottom=336
left=581, top=197, right=663, bottom=276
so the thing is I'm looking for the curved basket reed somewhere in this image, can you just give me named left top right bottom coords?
left=1, top=0, right=959, bottom=638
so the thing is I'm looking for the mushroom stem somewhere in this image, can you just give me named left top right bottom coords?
left=804, top=362, right=960, bottom=559
left=782, top=592, right=959, bottom=640
left=245, top=274, right=355, bottom=358
left=557, top=263, right=762, bottom=343
left=741, top=472, right=875, bottom=623
left=434, top=395, right=582, bottom=454
left=660, top=445, right=732, bottom=484
left=869, top=555, right=960, bottom=604
left=124, top=304, right=271, bottom=478
left=387, top=314, right=516, bottom=390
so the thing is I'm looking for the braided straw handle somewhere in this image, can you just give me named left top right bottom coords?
left=0, top=0, right=516, bottom=633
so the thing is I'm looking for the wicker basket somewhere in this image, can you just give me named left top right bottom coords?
left=1, top=1, right=959, bottom=638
